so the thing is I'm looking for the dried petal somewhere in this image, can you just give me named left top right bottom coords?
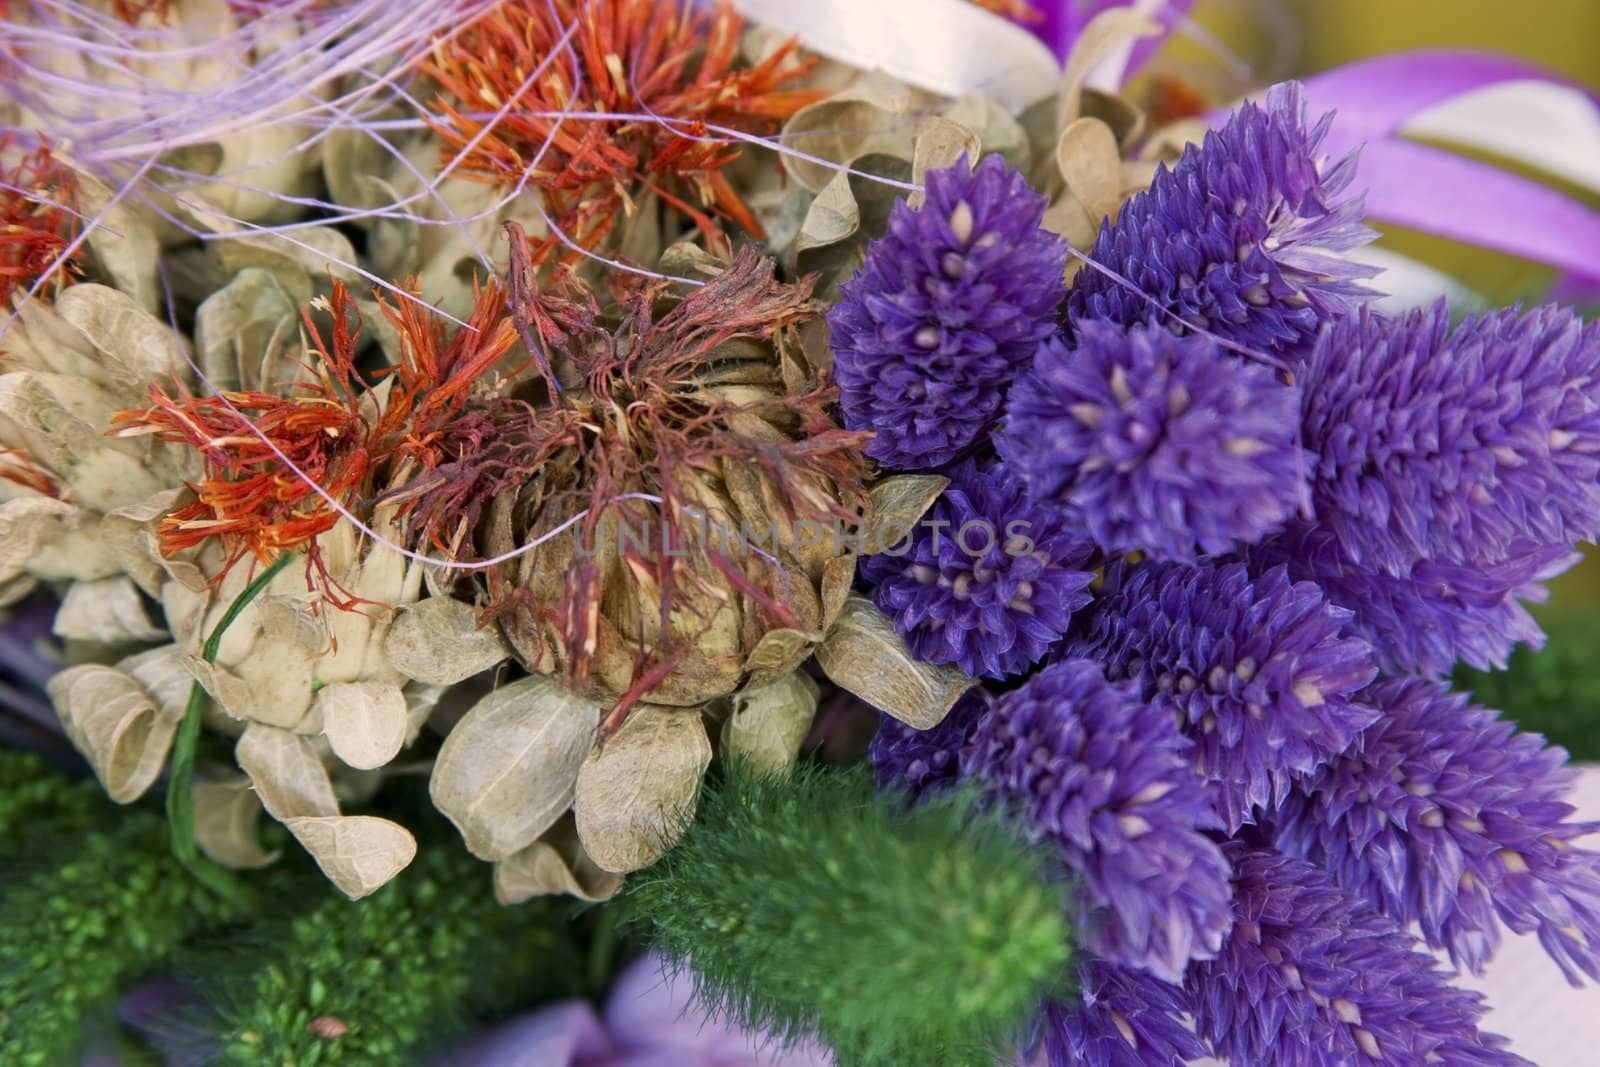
left=494, top=816, right=623, bottom=904
left=53, top=575, right=166, bottom=644
left=574, top=703, right=712, bottom=874
left=385, top=597, right=511, bottom=686
left=723, top=672, right=819, bottom=776
left=814, top=595, right=974, bottom=728
left=235, top=721, right=339, bottom=821
left=47, top=664, right=178, bottom=803
left=317, top=681, right=409, bottom=771
left=429, top=675, right=601, bottom=861
left=283, top=815, right=417, bottom=900
left=193, top=776, right=279, bottom=870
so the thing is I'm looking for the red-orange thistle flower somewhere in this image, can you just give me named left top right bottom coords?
left=424, top=0, right=822, bottom=268
left=0, top=135, right=81, bottom=307
left=0, top=447, right=60, bottom=498
left=111, top=280, right=518, bottom=573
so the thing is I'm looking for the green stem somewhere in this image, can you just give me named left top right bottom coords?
left=166, top=552, right=296, bottom=908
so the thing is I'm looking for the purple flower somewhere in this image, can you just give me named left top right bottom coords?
left=1035, top=962, right=1204, bottom=1067
left=1301, top=302, right=1600, bottom=575
left=827, top=153, right=1068, bottom=469
left=1273, top=678, right=1600, bottom=984
left=860, top=460, right=1096, bottom=679
left=869, top=689, right=989, bottom=802
left=998, top=323, right=1304, bottom=561
left=1071, top=561, right=1378, bottom=832
left=1068, top=81, right=1375, bottom=357
left=1189, top=847, right=1528, bottom=1067
left=1257, top=524, right=1577, bottom=674
left=965, top=658, right=1233, bottom=982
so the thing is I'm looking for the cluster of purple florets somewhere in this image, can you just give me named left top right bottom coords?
left=833, top=80, right=1600, bottom=1066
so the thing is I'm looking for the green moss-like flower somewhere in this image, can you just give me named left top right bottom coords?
left=0, top=806, right=233, bottom=1066
left=628, top=763, right=1073, bottom=1067
left=215, top=843, right=583, bottom=1065
left=0, top=750, right=103, bottom=847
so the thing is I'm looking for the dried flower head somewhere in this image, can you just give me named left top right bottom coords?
left=0, top=136, right=81, bottom=307
left=828, top=153, right=1068, bottom=470
left=1069, top=81, right=1376, bottom=356
left=1073, top=561, right=1378, bottom=832
left=966, top=658, right=1233, bottom=982
left=1189, top=847, right=1528, bottom=1067
left=1274, top=678, right=1600, bottom=983
left=393, top=234, right=870, bottom=718
left=999, top=323, right=1304, bottom=561
left=424, top=0, right=820, bottom=268
left=111, top=278, right=517, bottom=578
left=859, top=459, right=1096, bottom=680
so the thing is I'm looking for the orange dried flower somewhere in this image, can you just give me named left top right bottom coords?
left=0, top=135, right=81, bottom=308
left=110, top=280, right=518, bottom=574
left=424, top=0, right=822, bottom=269
left=0, top=447, right=60, bottom=498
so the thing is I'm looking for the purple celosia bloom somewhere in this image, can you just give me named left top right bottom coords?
left=859, top=460, right=1096, bottom=679
left=1068, top=81, right=1376, bottom=357
left=1257, top=524, right=1577, bottom=674
left=1273, top=678, right=1600, bottom=984
left=965, top=658, right=1233, bottom=982
left=1071, top=560, right=1378, bottom=833
left=997, top=323, right=1304, bottom=561
left=1301, top=302, right=1600, bottom=574
left=1189, top=847, right=1529, bottom=1067
left=1035, top=962, right=1205, bottom=1067
left=827, top=153, right=1068, bottom=469
left=869, top=688, right=989, bottom=801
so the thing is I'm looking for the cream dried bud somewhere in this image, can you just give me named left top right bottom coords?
left=723, top=672, right=820, bottom=777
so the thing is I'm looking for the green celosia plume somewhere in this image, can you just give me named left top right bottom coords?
left=627, top=763, right=1073, bottom=1067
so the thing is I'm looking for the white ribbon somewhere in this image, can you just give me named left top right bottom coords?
left=731, top=0, right=1061, bottom=112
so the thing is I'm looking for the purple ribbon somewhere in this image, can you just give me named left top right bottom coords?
left=1293, top=50, right=1600, bottom=285
left=1023, top=0, right=1193, bottom=71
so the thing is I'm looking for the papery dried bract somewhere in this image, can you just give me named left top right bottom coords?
left=317, top=681, right=409, bottom=771
left=53, top=575, right=166, bottom=644
left=723, top=672, right=819, bottom=776
left=283, top=815, right=417, bottom=901
left=193, top=776, right=279, bottom=870
left=494, top=816, right=623, bottom=904
left=385, top=597, right=511, bottom=686
left=814, top=596, right=973, bottom=729
left=235, top=721, right=339, bottom=821
left=574, top=703, right=712, bottom=874
left=47, top=663, right=178, bottom=803
left=429, top=676, right=601, bottom=861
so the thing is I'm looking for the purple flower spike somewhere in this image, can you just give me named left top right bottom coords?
left=1189, top=848, right=1530, bottom=1067
left=999, top=323, right=1305, bottom=561
left=1072, top=561, right=1378, bottom=832
left=1037, top=962, right=1205, bottom=1067
left=1259, top=525, right=1577, bottom=674
left=860, top=460, right=1097, bottom=679
left=869, top=689, right=989, bottom=802
left=1274, top=678, right=1600, bottom=984
left=828, top=153, right=1068, bottom=470
left=967, top=658, right=1233, bottom=982
left=1069, top=81, right=1376, bottom=357
left=1303, top=302, right=1600, bottom=574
